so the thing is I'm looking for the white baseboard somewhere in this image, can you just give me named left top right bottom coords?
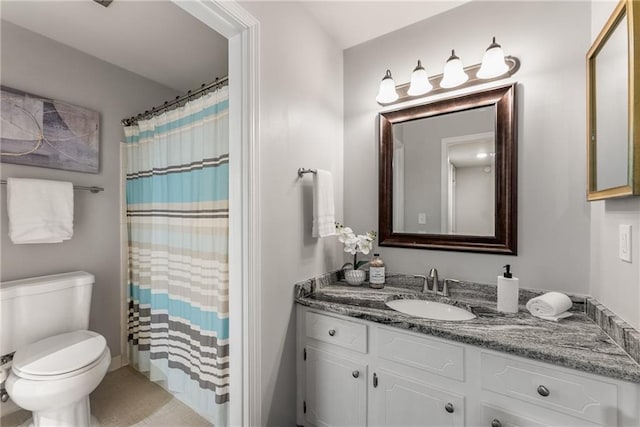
left=108, top=355, right=123, bottom=372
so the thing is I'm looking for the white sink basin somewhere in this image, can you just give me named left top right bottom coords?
left=385, top=299, right=476, bottom=321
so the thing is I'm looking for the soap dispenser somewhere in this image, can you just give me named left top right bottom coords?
left=497, top=264, right=519, bottom=313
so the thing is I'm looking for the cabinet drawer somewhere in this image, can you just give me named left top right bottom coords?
left=377, top=327, right=465, bottom=381
left=481, top=403, right=551, bottom=427
left=481, top=352, right=617, bottom=426
left=481, top=403, right=602, bottom=427
left=305, top=311, right=367, bottom=353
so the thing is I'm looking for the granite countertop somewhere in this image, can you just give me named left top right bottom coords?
left=294, top=272, right=640, bottom=384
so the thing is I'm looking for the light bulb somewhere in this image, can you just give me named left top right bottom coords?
left=440, top=50, right=469, bottom=88
left=407, top=60, right=433, bottom=96
left=376, top=69, right=399, bottom=104
left=477, top=37, right=509, bottom=79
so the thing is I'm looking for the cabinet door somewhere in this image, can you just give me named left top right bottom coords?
left=371, top=369, right=464, bottom=427
left=305, top=345, right=367, bottom=427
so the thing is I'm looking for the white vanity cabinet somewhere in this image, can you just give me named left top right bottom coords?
left=296, top=306, right=640, bottom=427
left=304, top=345, right=368, bottom=427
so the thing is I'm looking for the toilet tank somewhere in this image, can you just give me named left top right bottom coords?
left=0, top=271, right=95, bottom=356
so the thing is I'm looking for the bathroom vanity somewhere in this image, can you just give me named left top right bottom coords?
left=294, top=274, right=640, bottom=427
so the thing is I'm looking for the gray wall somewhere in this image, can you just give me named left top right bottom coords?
left=399, top=108, right=494, bottom=233
left=455, top=166, right=495, bottom=235
left=238, top=3, right=345, bottom=426
left=0, top=22, right=179, bottom=357
left=589, top=0, right=640, bottom=330
left=344, top=1, right=591, bottom=293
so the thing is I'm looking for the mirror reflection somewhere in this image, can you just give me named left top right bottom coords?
left=594, top=13, right=628, bottom=191
left=392, top=107, right=496, bottom=236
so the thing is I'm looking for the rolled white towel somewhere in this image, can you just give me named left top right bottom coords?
left=526, top=292, right=573, bottom=322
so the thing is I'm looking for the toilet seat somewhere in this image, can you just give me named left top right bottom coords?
left=12, top=330, right=107, bottom=381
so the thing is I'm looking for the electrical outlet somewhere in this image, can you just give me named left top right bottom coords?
left=619, top=224, right=632, bottom=263
left=418, top=213, right=426, bottom=225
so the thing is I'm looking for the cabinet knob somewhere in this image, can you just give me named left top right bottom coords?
left=537, top=385, right=550, bottom=397
left=491, top=419, right=502, bottom=427
left=373, top=372, right=379, bottom=388
left=328, top=329, right=336, bottom=336
left=444, top=402, right=454, bottom=413
left=352, top=370, right=360, bottom=378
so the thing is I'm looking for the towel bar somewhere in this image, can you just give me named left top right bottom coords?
left=297, top=168, right=317, bottom=178
left=0, top=180, right=104, bottom=193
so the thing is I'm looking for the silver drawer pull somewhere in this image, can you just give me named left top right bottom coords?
left=491, top=419, right=502, bottom=427
left=328, top=329, right=336, bottom=336
left=352, top=370, right=360, bottom=378
left=444, top=402, right=454, bottom=413
left=537, top=385, right=550, bottom=397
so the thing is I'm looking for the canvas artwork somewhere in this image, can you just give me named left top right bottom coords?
left=0, top=87, right=99, bottom=173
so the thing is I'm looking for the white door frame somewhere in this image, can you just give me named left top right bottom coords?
left=440, top=132, right=494, bottom=234
left=169, top=2, right=261, bottom=426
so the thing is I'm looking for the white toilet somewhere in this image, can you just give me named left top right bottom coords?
left=0, top=272, right=111, bottom=427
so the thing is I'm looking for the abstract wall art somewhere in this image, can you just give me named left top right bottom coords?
left=1, top=86, right=99, bottom=173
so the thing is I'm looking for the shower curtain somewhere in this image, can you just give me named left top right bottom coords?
left=124, top=86, right=229, bottom=426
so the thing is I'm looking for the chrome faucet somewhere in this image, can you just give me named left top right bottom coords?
left=415, top=268, right=454, bottom=297
left=427, top=268, right=439, bottom=294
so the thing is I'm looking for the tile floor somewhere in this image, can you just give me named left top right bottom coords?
left=0, top=366, right=212, bottom=426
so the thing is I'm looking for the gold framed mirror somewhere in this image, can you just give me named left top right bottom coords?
left=378, top=84, right=517, bottom=254
left=587, top=0, right=640, bottom=200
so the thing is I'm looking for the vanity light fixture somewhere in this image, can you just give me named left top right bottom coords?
left=476, top=152, right=488, bottom=159
left=477, top=37, right=509, bottom=79
left=375, top=39, right=520, bottom=106
left=440, top=50, right=469, bottom=88
left=407, top=60, right=433, bottom=96
left=376, top=70, right=399, bottom=104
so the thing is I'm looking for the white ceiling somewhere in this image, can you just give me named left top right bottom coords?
left=0, top=0, right=229, bottom=93
left=1, top=1, right=468, bottom=92
left=299, top=1, right=470, bottom=49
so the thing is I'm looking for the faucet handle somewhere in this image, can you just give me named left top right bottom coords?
left=414, top=275, right=428, bottom=293
left=441, top=278, right=460, bottom=298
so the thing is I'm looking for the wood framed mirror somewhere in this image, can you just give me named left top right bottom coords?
left=587, top=0, right=640, bottom=200
left=378, top=84, right=517, bottom=254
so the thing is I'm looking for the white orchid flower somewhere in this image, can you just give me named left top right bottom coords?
left=343, top=235, right=359, bottom=254
left=336, top=222, right=378, bottom=271
left=337, top=227, right=354, bottom=243
left=357, top=235, right=374, bottom=254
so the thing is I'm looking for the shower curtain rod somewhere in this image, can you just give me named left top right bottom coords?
left=121, top=75, right=228, bottom=126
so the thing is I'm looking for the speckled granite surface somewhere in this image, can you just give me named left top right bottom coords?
left=294, top=272, right=640, bottom=383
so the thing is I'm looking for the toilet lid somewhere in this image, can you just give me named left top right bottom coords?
left=12, top=330, right=106, bottom=377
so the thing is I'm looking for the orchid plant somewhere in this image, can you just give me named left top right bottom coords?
left=335, top=222, right=377, bottom=271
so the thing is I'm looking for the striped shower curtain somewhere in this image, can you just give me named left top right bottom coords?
left=124, top=87, right=229, bottom=426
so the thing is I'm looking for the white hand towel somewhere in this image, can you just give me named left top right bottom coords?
left=7, top=178, right=74, bottom=244
left=526, top=292, right=573, bottom=322
left=312, top=169, right=336, bottom=238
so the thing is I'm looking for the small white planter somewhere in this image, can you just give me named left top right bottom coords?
left=344, top=269, right=366, bottom=286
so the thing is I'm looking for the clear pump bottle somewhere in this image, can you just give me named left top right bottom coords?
left=369, top=253, right=385, bottom=289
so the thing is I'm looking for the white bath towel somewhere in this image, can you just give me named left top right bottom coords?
left=7, top=178, right=74, bottom=244
left=312, top=169, right=336, bottom=238
left=526, top=292, right=573, bottom=322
